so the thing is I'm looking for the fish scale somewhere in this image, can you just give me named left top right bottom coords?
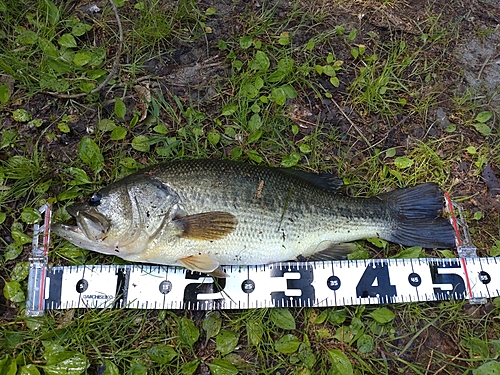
left=52, top=159, right=456, bottom=274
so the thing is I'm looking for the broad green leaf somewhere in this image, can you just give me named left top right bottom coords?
left=254, top=76, right=264, bottom=91
left=356, top=334, right=374, bottom=353
left=4, top=243, right=23, bottom=261
left=98, top=119, right=116, bottom=131
left=369, top=307, right=395, bottom=324
left=445, top=123, right=456, bottom=132
left=0, top=129, right=17, bottom=148
left=330, top=76, right=340, bottom=87
left=278, top=32, right=290, bottom=45
left=127, top=361, right=147, bottom=375
left=385, top=148, right=396, bottom=157
left=306, top=39, right=315, bottom=50
left=205, top=7, right=216, bottom=15
left=231, top=147, right=243, bottom=159
left=246, top=150, right=262, bottom=163
left=298, top=343, right=316, bottom=369
left=438, top=249, right=456, bottom=258
left=246, top=319, right=263, bottom=346
left=147, top=345, right=177, bottom=364
left=180, top=359, right=200, bottom=375
left=473, top=122, right=491, bottom=136
left=281, top=85, right=298, bottom=99
left=239, top=35, right=253, bottom=49
left=71, top=22, right=92, bottom=37
left=222, top=104, right=237, bottom=116
left=465, top=146, right=477, bottom=154
left=248, top=129, right=263, bottom=143
left=4, top=281, right=25, bottom=302
left=299, top=144, right=311, bottom=153
left=274, top=334, right=301, bottom=354
left=57, top=187, right=82, bottom=201
left=232, top=60, right=243, bottom=71
left=473, top=361, right=500, bottom=375
left=58, top=33, right=77, bottom=48
left=240, top=80, right=260, bottom=99
left=68, top=167, right=92, bottom=185
left=0, top=356, right=17, bottom=375
left=78, top=136, right=104, bottom=173
left=99, top=360, right=119, bottom=375
left=42, top=0, right=60, bottom=26
left=38, top=37, right=58, bottom=57
left=270, top=87, right=286, bottom=106
left=89, top=48, right=106, bottom=67
left=11, top=227, right=32, bottom=245
left=0, top=212, right=6, bottom=225
left=73, top=52, right=91, bottom=66
left=328, top=308, right=347, bottom=325
left=207, top=130, right=220, bottom=145
left=247, top=113, right=262, bottom=131
left=110, top=126, right=127, bottom=141
left=251, top=50, right=270, bottom=72
left=87, top=69, right=107, bottom=79
left=153, top=125, right=168, bottom=134
left=206, top=359, right=238, bottom=375
left=79, top=81, right=95, bottom=93
left=475, top=111, right=493, bottom=123
left=394, top=156, right=414, bottom=169
left=17, top=30, right=38, bottom=45
left=10, top=261, right=29, bottom=282
left=114, top=97, right=126, bottom=119
left=391, top=246, right=423, bottom=259
left=203, top=311, right=222, bottom=339
left=42, top=345, right=89, bottom=375
left=216, top=330, right=239, bottom=355
left=58, top=122, right=70, bottom=133
left=132, top=135, right=150, bottom=152
left=281, top=152, right=301, bottom=168
left=350, top=47, right=359, bottom=59
left=327, top=349, right=353, bottom=375
left=270, top=308, right=296, bottom=330
left=179, top=317, right=200, bottom=347
left=20, top=207, right=42, bottom=224
left=12, top=109, right=32, bottom=122
left=18, top=364, right=41, bottom=375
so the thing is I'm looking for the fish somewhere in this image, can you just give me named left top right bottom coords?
left=52, top=159, right=456, bottom=275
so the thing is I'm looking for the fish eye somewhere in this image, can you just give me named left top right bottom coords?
left=88, top=192, right=102, bottom=206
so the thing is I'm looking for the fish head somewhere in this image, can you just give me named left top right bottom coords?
left=52, top=177, right=178, bottom=258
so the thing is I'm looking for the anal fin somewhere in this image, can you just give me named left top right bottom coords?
left=301, top=243, right=356, bottom=261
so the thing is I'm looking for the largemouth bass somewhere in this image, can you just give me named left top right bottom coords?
left=52, top=159, right=456, bottom=275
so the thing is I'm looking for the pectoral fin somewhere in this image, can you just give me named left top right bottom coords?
left=174, top=211, right=237, bottom=241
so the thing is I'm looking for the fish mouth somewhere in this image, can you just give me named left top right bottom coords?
left=52, top=204, right=111, bottom=242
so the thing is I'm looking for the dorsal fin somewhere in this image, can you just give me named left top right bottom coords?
left=278, top=168, right=343, bottom=193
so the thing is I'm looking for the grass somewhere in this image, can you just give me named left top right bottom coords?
left=1, top=0, right=500, bottom=374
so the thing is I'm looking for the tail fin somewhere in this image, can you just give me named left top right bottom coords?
left=379, top=183, right=456, bottom=248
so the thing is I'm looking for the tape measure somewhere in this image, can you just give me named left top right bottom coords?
left=25, top=195, right=493, bottom=315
